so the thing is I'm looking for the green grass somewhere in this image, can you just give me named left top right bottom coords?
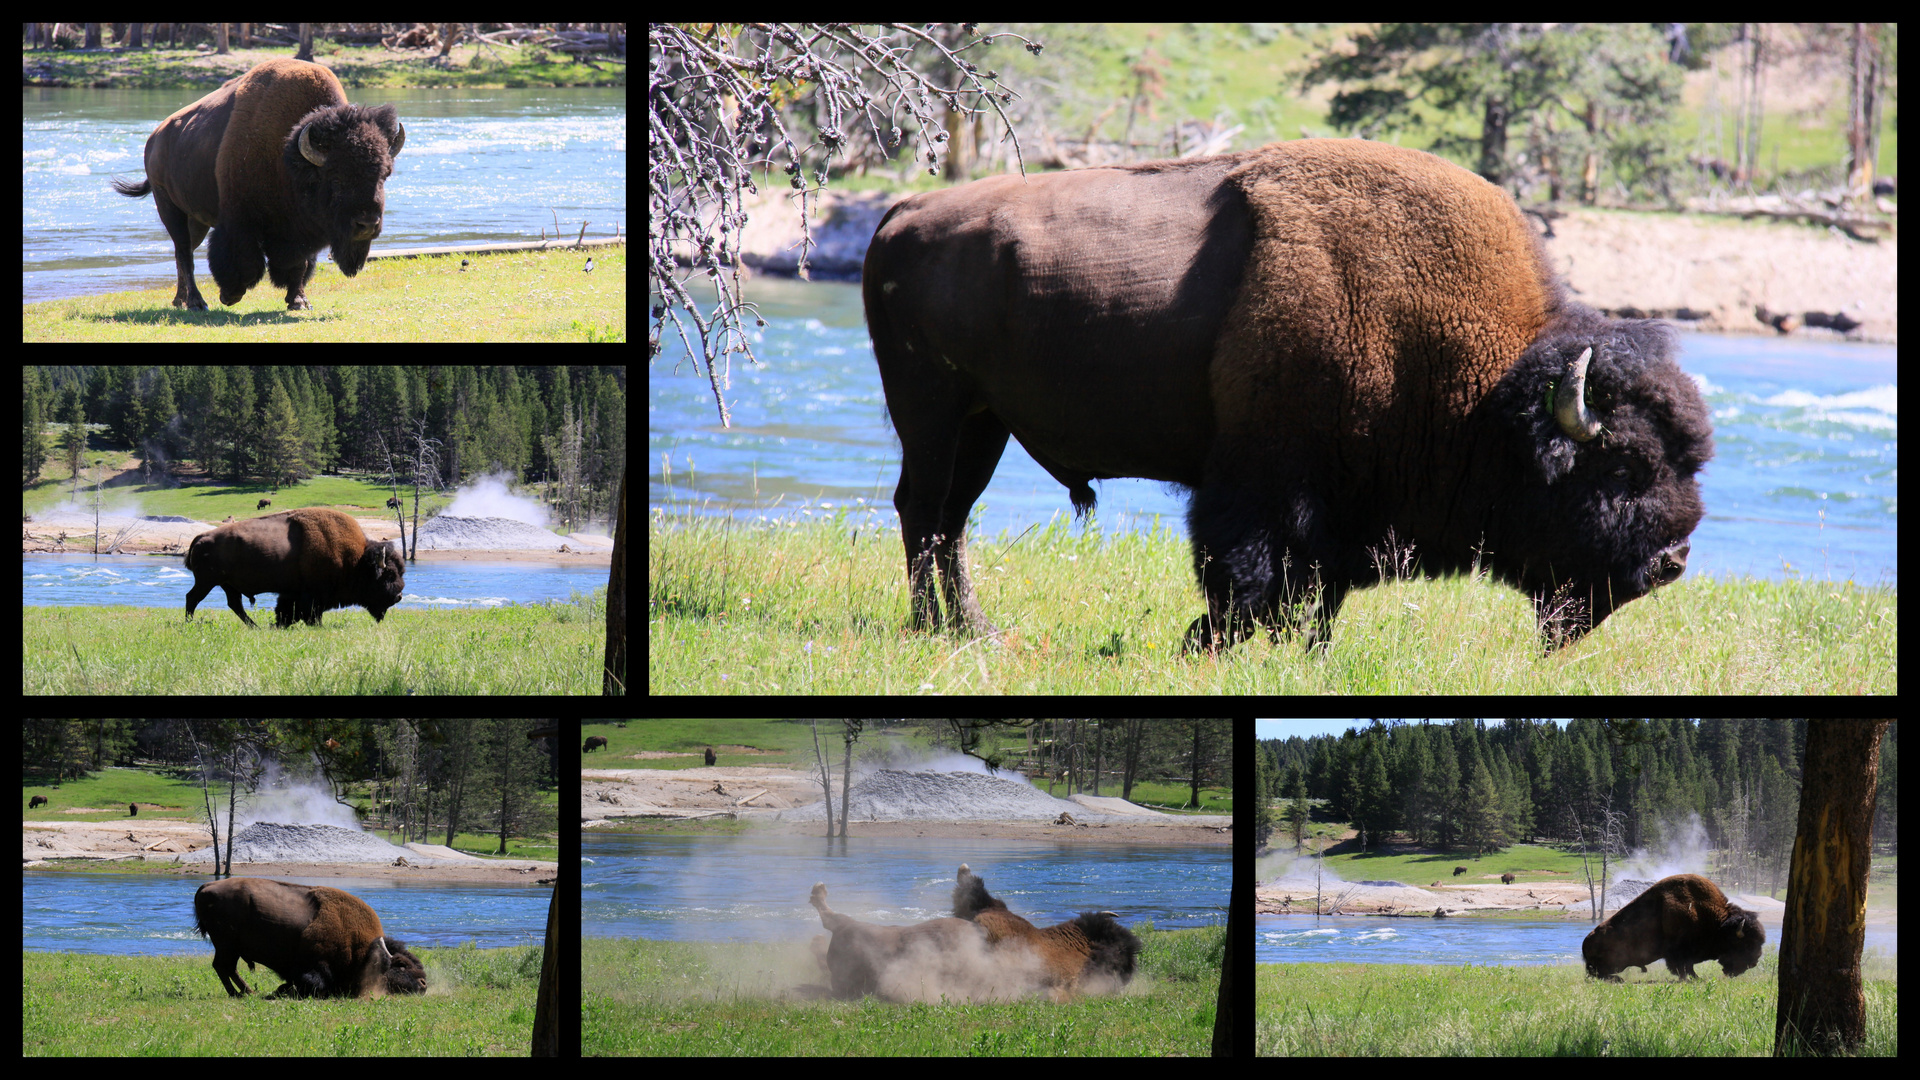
left=649, top=511, right=1895, bottom=693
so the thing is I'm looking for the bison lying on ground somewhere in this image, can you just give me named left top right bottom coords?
left=582, top=736, right=608, bottom=753
left=192, top=877, right=428, bottom=999
left=1583, top=873, right=1765, bottom=981
left=808, top=882, right=991, bottom=1002
left=951, top=863, right=1141, bottom=998
left=864, top=138, right=1713, bottom=652
left=110, top=58, right=405, bottom=311
left=184, top=508, right=403, bottom=628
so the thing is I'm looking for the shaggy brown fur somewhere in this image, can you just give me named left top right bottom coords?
left=807, top=882, right=988, bottom=1001
left=1583, top=873, right=1765, bottom=981
left=192, top=878, right=427, bottom=999
left=950, top=863, right=1141, bottom=998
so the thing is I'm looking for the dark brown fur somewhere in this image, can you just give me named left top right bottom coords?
left=808, top=882, right=985, bottom=1001
left=950, top=863, right=1141, bottom=997
left=1582, top=873, right=1765, bottom=981
left=1501, top=872, right=1514, bottom=885
left=864, top=139, right=1712, bottom=652
left=184, top=508, right=403, bottom=628
left=110, top=58, right=404, bottom=310
left=192, top=877, right=427, bottom=999
left=582, top=736, right=608, bottom=753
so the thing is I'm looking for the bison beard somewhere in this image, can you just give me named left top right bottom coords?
left=1582, top=873, right=1765, bottom=982
left=950, top=864, right=1141, bottom=999
left=863, top=139, right=1713, bottom=653
left=109, top=58, right=404, bottom=311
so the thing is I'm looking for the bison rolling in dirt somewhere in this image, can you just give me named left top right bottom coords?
left=952, top=863, right=1141, bottom=999
left=1583, top=873, right=1765, bottom=981
left=192, top=877, right=427, bottom=999
left=184, top=508, right=402, bottom=628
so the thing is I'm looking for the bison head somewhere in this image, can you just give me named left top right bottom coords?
left=282, top=102, right=405, bottom=282
left=1480, top=315, right=1714, bottom=648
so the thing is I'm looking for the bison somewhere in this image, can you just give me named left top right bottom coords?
left=184, top=507, right=403, bottom=628
left=257, top=499, right=272, bottom=510
left=1453, top=866, right=1468, bottom=877
left=387, top=497, right=402, bottom=509
left=192, top=877, right=428, bottom=999
left=807, top=882, right=992, bottom=1002
left=1501, top=873, right=1515, bottom=885
left=1582, top=873, right=1765, bottom=982
left=29, top=795, right=49, bottom=810
left=110, top=58, right=405, bottom=311
left=863, top=139, right=1713, bottom=653
left=582, top=736, right=608, bottom=753
left=704, top=746, right=716, bottom=766
left=951, top=863, right=1141, bottom=998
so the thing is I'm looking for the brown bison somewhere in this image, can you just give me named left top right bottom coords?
left=1583, top=874, right=1765, bottom=982
left=110, top=58, right=405, bottom=311
left=951, top=863, right=1141, bottom=999
left=184, top=508, right=403, bottom=628
left=29, top=795, right=49, bottom=810
left=1453, top=866, right=1468, bottom=876
left=192, top=877, right=427, bottom=999
left=387, top=497, right=402, bottom=509
left=863, top=139, right=1713, bottom=652
left=257, top=499, right=272, bottom=510
left=582, top=736, right=608, bottom=753
left=807, top=882, right=992, bottom=1002
left=704, top=746, right=716, bottom=766
left=1501, top=873, right=1515, bottom=885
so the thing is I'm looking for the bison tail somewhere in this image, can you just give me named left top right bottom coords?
left=110, top=177, right=151, bottom=199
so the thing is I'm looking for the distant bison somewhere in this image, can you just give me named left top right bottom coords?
left=1453, top=866, right=1467, bottom=877
left=184, top=507, right=403, bottom=628
left=387, top=497, right=402, bottom=509
left=582, top=736, right=608, bottom=753
left=110, top=58, right=405, bottom=310
left=130, top=803, right=139, bottom=817
left=258, top=499, right=272, bottom=510
left=192, top=877, right=427, bottom=999
left=1583, top=873, right=1765, bottom=981
left=704, top=747, right=716, bottom=766
left=1501, top=873, right=1514, bottom=885
left=29, top=795, right=49, bottom=810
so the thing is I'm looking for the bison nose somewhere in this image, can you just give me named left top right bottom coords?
left=351, top=214, right=383, bottom=241
left=1653, top=542, right=1689, bottom=586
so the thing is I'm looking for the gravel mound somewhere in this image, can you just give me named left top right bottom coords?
left=414, top=514, right=573, bottom=551
left=781, top=769, right=1087, bottom=822
left=180, top=822, right=416, bottom=863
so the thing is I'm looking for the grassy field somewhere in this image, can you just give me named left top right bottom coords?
left=650, top=512, right=1895, bottom=694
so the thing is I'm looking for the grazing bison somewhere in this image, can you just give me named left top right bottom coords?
left=387, top=497, right=402, bottom=509
left=1582, top=874, right=1765, bottom=982
left=29, top=795, right=49, bottom=810
left=110, top=58, right=405, bottom=310
left=257, top=499, right=272, bottom=510
left=582, top=736, right=608, bottom=754
left=951, top=864, right=1141, bottom=998
left=1453, top=866, right=1468, bottom=877
left=1501, top=873, right=1515, bottom=885
left=184, top=508, right=403, bottom=628
left=864, top=139, right=1713, bottom=652
left=192, top=877, right=428, bottom=999
left=808, top=882, right=991, bottom=1002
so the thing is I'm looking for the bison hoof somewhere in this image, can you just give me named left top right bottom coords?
left=287, top=298, right=311, bottom=310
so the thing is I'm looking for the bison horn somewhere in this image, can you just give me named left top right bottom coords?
left=297, top=122, right=327, bottom=167
left=1553, top=347, right=1603, bottom=442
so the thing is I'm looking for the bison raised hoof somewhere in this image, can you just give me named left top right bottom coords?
left=864, top=139, right=1713, bottom=653
left=109, top=58, right=403, bottom=311
left=1583, top=873, right=1765, bottom=981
